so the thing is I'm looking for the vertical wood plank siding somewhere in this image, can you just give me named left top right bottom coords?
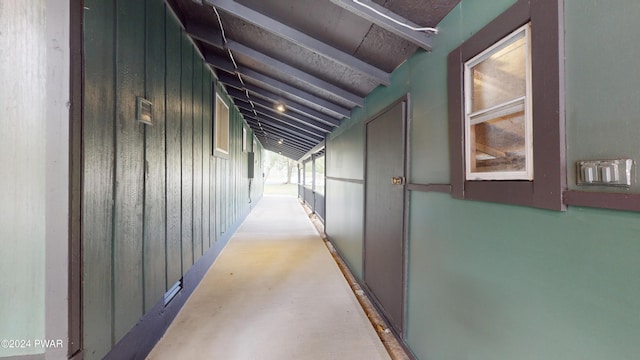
left=165, top=6, right=182, bottom=291
left=113, top=0, right=146, bottom=342
left=82, top=1, right=264, bottom=358
left=82, top=0, right=115, bottom=356
left=203, top=70, right=213, bottom=251
left=193, top=59, right=204, bottom=260
left=180, top=33, right=194, bottom=275
left=143, top=0, right=168, bottom=314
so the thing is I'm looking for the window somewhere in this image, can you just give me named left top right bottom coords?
left=448, top=0, right=565, bottom=210
left=304, top=161, right=313, bottom=189
left=214, top=93, right=229, bottom=158
left=465, top=24, right=532, bottom=180
left=242, top=127, right=247, bottom=152
left=314, top=155, right=325, bottom=195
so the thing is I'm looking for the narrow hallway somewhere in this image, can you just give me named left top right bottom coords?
left=147, top=195, right=390, bottom=360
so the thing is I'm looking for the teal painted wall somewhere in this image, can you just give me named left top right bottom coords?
left=0, top=1, right=46, bottom=357
left=326, top=0, right=640, bottom=359
left=565, top=1, right=640, bottom=192
left=407, top=192, right=639, bottom=359
left=326, top=119, right=364, bottom=182
left=325, top=179, right=364, bottom=278
left=325, top=117, right=365, bottom=277
left=82, top=1, right=263, bottom=358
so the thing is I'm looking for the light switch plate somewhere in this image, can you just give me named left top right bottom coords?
left=576, top=159, right=633, bottom=187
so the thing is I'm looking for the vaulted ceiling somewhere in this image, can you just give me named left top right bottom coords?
left=167, top=0, right=460, bottom=160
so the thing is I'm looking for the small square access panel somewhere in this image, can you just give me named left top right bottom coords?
left=136, top=96, right=153, bottom=125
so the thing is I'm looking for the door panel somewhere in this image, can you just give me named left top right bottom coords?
left=364, top=100, right=406, bottom=335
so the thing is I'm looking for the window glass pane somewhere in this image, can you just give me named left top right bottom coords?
left=242, top=127, right=247, bottom=151
left=471, top=31, right=527, bottom=112
left=304, top=161, right=312, bottom=188
left=314, top=156, right=325, bottom=195
left=470, top=110, right=526, bottom=173
left=215, top=95, right=229, bottom=155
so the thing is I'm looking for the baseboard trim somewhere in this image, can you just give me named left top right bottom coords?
left=103, top=207, right=252, bottom=360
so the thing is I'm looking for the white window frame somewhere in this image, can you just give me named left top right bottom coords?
left=464, top=23, right=533, bottom=181
left=214, top=93, right=230, bottom=157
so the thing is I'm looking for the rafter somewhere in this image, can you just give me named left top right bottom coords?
left=224, top=86, right=250, bottom=102
left=245, top=120, right=317, bottom=148
left=185, top=21, right=224, bottom=48
left=191, top=28, right=345, bottom=126
left=238, top=66, right=351, bottom=118
left=218, top=76, right=341, bottom=127
left=204, top=50, right=235, bottom=73
left=252, top=108, right=329, bottom=137
left=257, top=136, right=305, bottom=159
left=223, top=80, right=336, bottom=135
left=244, top=84, right=341, bottom=126
left=205, top=0, right=391, bottom=85
left=247, top=96, right=338, bottom=129
left=209, top=57, right=351, bottom=119
left=251, top=101, right=333, bottom=133
left=230, top=95, right=328, bottom=138
left=227, top=40, right=364, bottom=107
left=242, top=112, right=324, bottom=144
left=217, top=71, right=244, bottom=90
left=255, top=134, right=313, bottom=154
left=330, top=0, right=434, bottom=50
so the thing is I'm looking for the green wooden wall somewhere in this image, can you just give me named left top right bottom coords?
left=82, top=1, right=263, bottom=358
left=326, top=0, right=640, bottom=359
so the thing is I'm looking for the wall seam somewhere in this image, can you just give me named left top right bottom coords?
left=141, top=0, right=148, bottom=315
left=178, top=28, right=184, bottom=278
left=163, top=2, right=169, bottom=293
left=191, top=47, right=195, bottom=265
left=110, top=0, right=118, bottom=348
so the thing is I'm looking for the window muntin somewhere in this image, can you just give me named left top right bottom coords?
left=464, top=24, right=532, bottom=180
left=214, top=94, right=229, bottom=157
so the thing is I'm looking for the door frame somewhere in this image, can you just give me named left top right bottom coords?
left=69, top=0, right=84, bottom=358
left=362, top=94, right=411, bottom=338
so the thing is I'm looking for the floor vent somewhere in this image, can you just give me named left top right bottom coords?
left=164, top=279, right=183, bottom=306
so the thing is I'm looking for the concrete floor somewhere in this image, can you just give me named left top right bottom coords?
left=147, top=195, right=390, bottom=360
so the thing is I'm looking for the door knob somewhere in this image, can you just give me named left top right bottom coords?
left=391, top=176, right=405, bottom=185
